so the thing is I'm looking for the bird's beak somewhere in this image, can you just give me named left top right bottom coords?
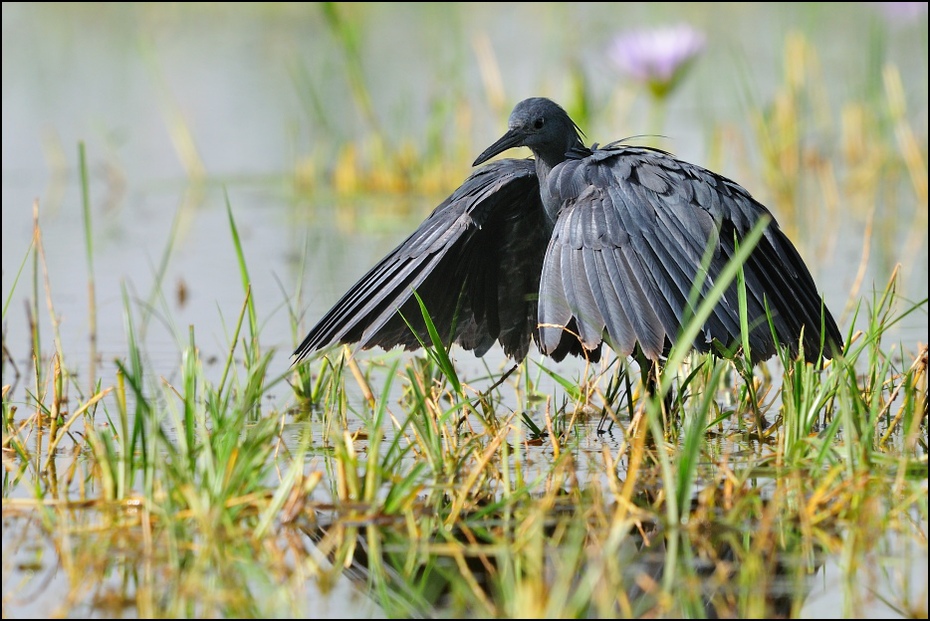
left=472, top=128, right=525, bottom=166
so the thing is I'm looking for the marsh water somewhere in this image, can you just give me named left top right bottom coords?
left=2, top=4, right=928, bottom=618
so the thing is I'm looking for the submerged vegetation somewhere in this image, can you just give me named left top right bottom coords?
left=2, top=3, right=928, bottom=619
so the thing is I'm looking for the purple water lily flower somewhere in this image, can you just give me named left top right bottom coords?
left=608, top=24, right=707, bottom=99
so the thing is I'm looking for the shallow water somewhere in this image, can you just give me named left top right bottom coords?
left=3, top=4, right=926, bottom=390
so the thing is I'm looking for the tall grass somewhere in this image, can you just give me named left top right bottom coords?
left=7, top=195, right=925, bottom=616
left=287, top=271, right=924, bottom=617
left=2, top=197, right=316, bottom=617
left=3, top=192, right=926, bottom=618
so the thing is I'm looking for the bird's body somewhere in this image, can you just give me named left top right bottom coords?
left=294, top=98, right=842, bottom=368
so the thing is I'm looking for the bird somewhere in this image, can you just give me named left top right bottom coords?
left=293, top=97, right=843, bottom=376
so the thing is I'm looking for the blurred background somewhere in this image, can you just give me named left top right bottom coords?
left=2, top=3, right=927, bottom=401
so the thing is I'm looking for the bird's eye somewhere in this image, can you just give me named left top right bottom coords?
left=533, top=117, right=545, bottom=130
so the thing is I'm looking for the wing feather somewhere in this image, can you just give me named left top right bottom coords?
left=537, top=145, right=842, bottom=363
left=293, top=158, right=548, bottom=362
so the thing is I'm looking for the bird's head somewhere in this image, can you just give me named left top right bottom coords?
left=473, top=97, right=585, bottom=167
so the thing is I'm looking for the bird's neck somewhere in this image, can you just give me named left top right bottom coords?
left=533, top=150, right=567, bottom=225
left=533, top=138, right=576, bottom=172
left=533, top=153, right=556, bottom=180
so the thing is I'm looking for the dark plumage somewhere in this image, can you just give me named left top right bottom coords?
left=294, top=97, right=842, bottom=368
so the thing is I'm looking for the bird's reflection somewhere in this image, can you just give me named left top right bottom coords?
left=301, top=491, right=824, bottom=619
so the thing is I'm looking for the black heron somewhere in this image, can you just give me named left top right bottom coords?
left=293, top=97, right=843, bottom=378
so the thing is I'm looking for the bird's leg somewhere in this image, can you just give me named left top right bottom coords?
left=464, top=363, right=521, bottom=434
left=484, top=363, right=519, bottom=394
left=733, top=356, right=767, bottom=437
left=633, top=346, right=674, bottom=428
left=597, top=361, right=631, bottom=435
left=632, top=346, right=656, bottom=396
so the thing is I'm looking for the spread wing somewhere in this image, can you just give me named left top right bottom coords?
left=538, top=145, right=843, bottom=363
left=293, top=158, right=552, bottom=363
